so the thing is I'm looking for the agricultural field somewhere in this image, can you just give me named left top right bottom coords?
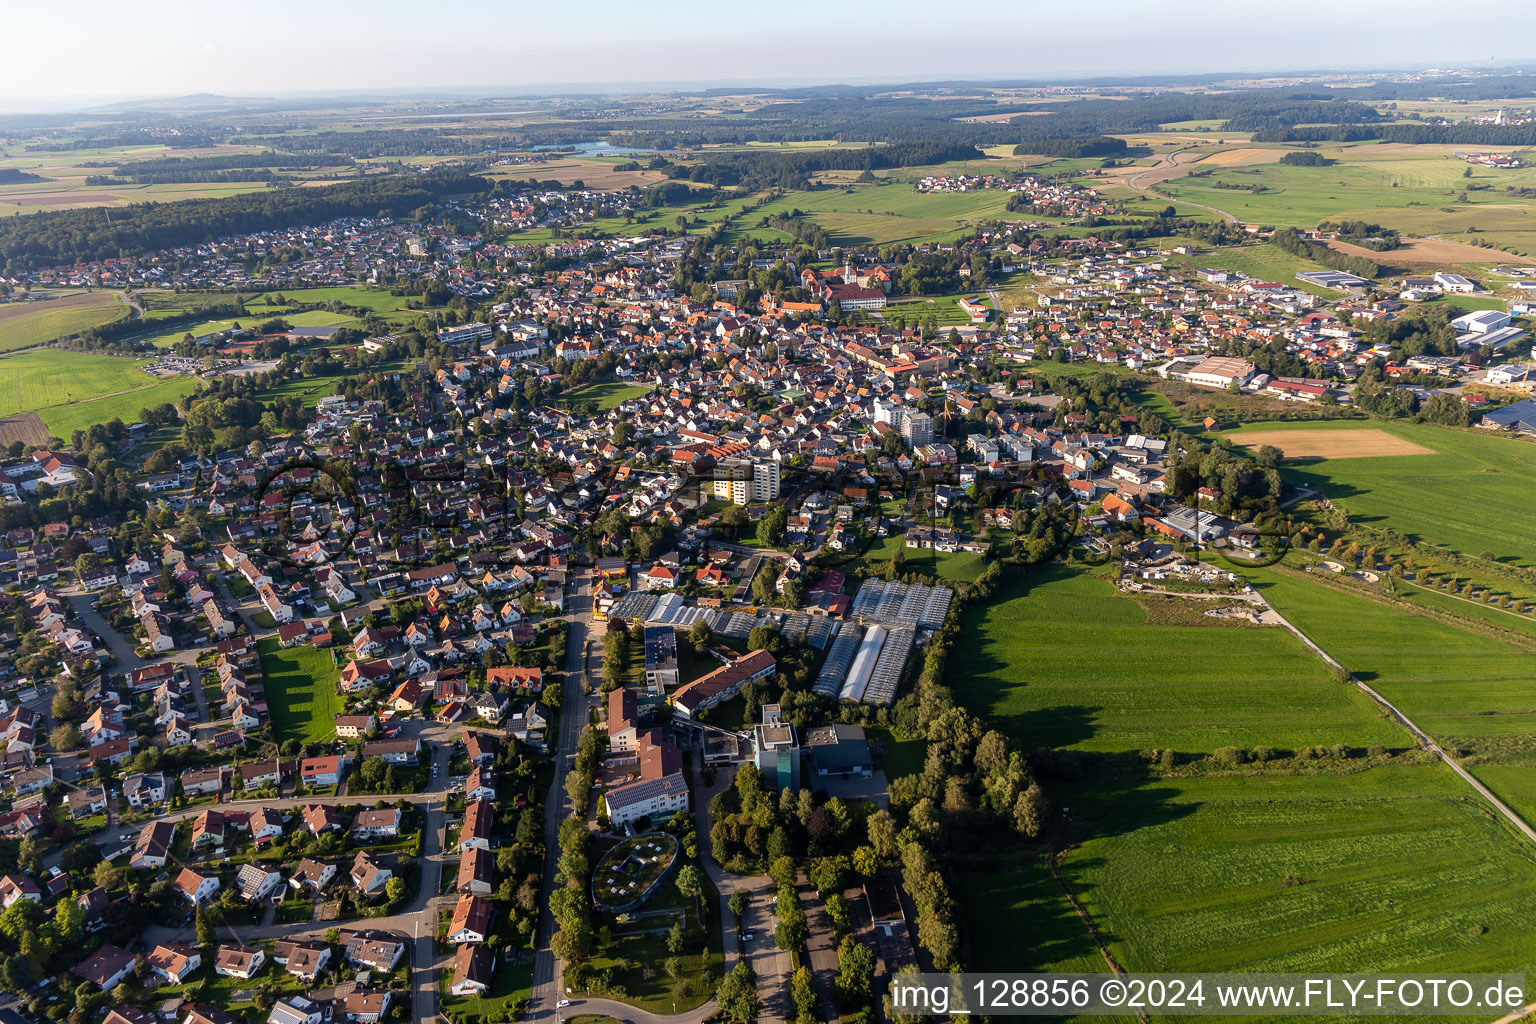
left=505, top=190, right=756, bottom=246
left=1241, top=567, right=1536, bottom=821
left=0, top=291, right=131, bottom=352
left=1055, top=763, right=1536, bottom=978
left=39, top=376, right=200, bottom=439
left=1160, top=240, right=1344, bottom=296
left=0, top=141, right=351, bottom=216
left=246, top=285, right=441, bottom=323
left=1224, top=420, right=1536, bottom=567
left=950, top=566, right=1401, bottom=755
left=1156, top=143, right=1536, bottom=255
left=739, top=183, right=1015, bottom=247
left=483, top=155, right=668, bottom=191
left=0, top=349, right=199, bottom=439
left=256, top=635, right=342, bottom=744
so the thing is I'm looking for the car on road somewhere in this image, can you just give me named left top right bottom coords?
left=555, top=1000, right=571, bottom=1009
left=741, top=932, right=754, bottom=942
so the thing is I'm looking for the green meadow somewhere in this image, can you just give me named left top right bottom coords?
left=1242, top=567, right=1536, bottom=820
left=955, top=564, right=1536, bottom=997
left=1162, top=241, right=1342, bottom=295
left=1159, top=144, right=1536, bottom=251
left=950, top=565, right=1400, bottom=755
left=0, top=349, right=201, bottom=438
left=1058, top=764, right=1536, bottom=978
left=740, top=183, right=1015, bottom=246
left=1223, top=420, right=1536, bottom=567
left=256, top=636, right=342, bottom=744
left=0, top=292, right=131, bottom=353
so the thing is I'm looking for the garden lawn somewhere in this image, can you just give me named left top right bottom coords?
left=442, top=961, right=532, bottom=1022
left=950, top=565, right=1401, bottom=755
left=1224, top=419, right=1536, bottom=567
left=256, top=635, right=343, bottom=744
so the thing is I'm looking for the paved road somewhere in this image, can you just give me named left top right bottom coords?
left=530, top=571, right=595, bottom=1016
left=63, top=586, right=216, bottom=736
left=1125, top=148, right=1240, bottom=224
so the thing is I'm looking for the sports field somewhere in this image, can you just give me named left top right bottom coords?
left=950, top=566, right=1401, bottom=754
left=0, top=349, right=200, bottom=439
left=256, top=635, right=342, bottom=744
left=1225, top=420, right=1536, bottom=566
left=0, top=292, right=131, bottom=353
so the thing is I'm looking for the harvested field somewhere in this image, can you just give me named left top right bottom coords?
left=1, top=192, right=125, bottom=207
left=0, top=413, right=49, bottom=447
left=1195, top=147, right=1282, bottom=167
left=487, top=159, right=666, bottom=191
left=1229, top=428, right=1435, bottom=459
left=1327, top=236, right=1536, bottom=266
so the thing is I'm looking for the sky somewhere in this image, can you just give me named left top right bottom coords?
left=4, top=0, right=1536, bottom=105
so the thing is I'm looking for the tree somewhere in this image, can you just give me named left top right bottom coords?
left=195, top=906, right=215, bottom=945
left=666, top=920, right=686, bottom=955
left=1013, top=786, right=1050, bottom=841
left=675, top=863, right=704, bottom=916
left=384, top=877, right=406, bottom=904
left=93, top=861, right=122, bottom=892
left=48, top=724, right=82, bottom=752
left=791, top=965, right=818, bottom=1024
left=835, top=935, right=876, bottom=1008
left=867, top=810, right=898, bottom=861
left=825, top=892, right=851, bottom=936
left=729, top=889, right=750, bottom=919
left=774, top=886, right=808, bottom=953
left=716, top=961, right=760, bottom=1022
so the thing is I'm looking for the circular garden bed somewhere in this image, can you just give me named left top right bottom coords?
left=591, top=832, right=679, bottom=911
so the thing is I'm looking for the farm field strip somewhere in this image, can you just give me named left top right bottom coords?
left=1243, top=568, right=1536, bottom=772
left=952, top=566, right=1401, bottom=755
left=1228, top=428, right=1435, bottom=459
left=0, top=291, right=131, bottom=352
left=1224, top=420, right=1536, bottom=567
